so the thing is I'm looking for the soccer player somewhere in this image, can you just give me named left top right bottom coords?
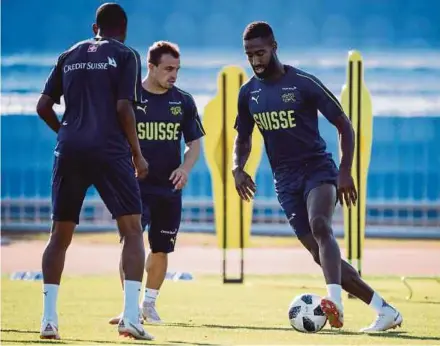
left=108, top=41, right=205, bottom=325
left=232, top=21, right=403, bottom=332
left=36, top=3, right=153, bottom=340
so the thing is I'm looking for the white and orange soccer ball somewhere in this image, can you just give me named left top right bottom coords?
left=288, top=293, right=328, bottom=333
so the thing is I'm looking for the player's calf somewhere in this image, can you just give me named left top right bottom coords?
left=142, top=251, right=168, bottom=324
left=118, top=214, right=146, bottom=281
left=42, top=221, right=75, bottom=284
left=309, top=216, right=343, bottom=300
left=40, top=221, right=76, bottom=339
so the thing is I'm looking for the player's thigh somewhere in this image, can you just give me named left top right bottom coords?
left=277, top=190, right=311, bottom=237
left=140, top=193, right=153, bottom=232
left=51, top=155, right=90, bottom=225
left=306, top=184, right=337, bottom=235
left=94, top=156, right=143, bottom=236
left=148, top=195, right=182, bottom=254
left=304, top=159, right=338, bottom=223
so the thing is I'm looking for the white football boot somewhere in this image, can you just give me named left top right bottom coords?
left=117, top=317, right=154, bottom=340
left=142, top=301, right=163, bottom=324
left=40, top=320, right=60, bottom=340
left=360, top=304, right=403, bottom=332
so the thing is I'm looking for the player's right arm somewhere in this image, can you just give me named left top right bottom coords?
left=307, top=74, right=357, bottom=207
left=36, top=53, right=66, bottom=133
left=116, top=49, right=148, bottom=179
left=232, top=86, right=257, bottom=201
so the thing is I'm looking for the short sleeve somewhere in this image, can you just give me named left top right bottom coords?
left=182, top=95, right=206, bottom=143
left=233, top=86, right=254, bottom=138
left=307, top=75, right=344, bottom=123
left=42, top=54, right=65, bottom=104
left=117, top=49, right=142, bottom=103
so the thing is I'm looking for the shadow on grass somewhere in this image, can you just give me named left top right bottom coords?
left=321, top=329, right=440, bottom=342
left=1, top=329, right=134, bottom=344
left=2, top=338, right=134, bottom=345
left=162, top=323, right=440, bottom=342
left=160, top=322, right=361, bottom=336
left=167, top=341, right=221, bottom=346
left=1, top=329, right=40, bottom=334
left=162, top=321, right=293, bottom=332
left=368, top=330, right=440, bottom=342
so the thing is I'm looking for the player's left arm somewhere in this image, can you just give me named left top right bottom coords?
left=36, top=53, right=66, bottom=133
left=309, top=75, right=357, bottom=207
left=170, top=95, right=206, bottom=190
left=117, top=49, right=148, bottom=179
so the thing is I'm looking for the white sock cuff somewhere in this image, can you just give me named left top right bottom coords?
left=369, top=292, right=385, bottom=313
left=326, top=284, right=342, bottom=305
left=145, top=288, right=159, bottom=298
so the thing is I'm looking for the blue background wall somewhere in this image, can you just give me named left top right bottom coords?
left=2, top=0, right=440, bottom=230
left=2, top=116, right=439, bottom=203
left=2, top=0, right=440, bottom=54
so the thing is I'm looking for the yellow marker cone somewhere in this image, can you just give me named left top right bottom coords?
left=202, top=66, right=263, bottom=251
left=340, top=50, right=373, bottom=277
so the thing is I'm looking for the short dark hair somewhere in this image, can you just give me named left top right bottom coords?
left=147, top=41, right=180, bottom=66
left=96, top=3, right=127, bottom=31
left=243, top=21, right=274, bottom=41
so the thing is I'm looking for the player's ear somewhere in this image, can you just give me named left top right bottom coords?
left=92, top=23, right=98, bottom=36
left=148, top=62, right=155, bottom=71
left=273, top=40, right=278, bottom=52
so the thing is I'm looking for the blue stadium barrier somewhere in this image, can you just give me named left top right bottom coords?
left=1, top=115, right=439, bottom=238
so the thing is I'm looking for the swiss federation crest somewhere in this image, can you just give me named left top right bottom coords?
left=281, top=92, right=296, bottom=103
left=170, top=106, right=182, bottom=116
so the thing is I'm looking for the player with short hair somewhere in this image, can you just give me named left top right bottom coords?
left=36, top=3, right=153, bottom=340
left=232, top=21, right=403, bottom=332
left=109, top=40, right=205, bottom=325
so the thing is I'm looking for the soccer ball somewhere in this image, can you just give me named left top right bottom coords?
left=288, top=293, right=327, bottom=333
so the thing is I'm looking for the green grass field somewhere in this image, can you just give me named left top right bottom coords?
left=2, top=274, right=440, bottom=345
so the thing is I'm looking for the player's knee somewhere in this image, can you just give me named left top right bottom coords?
left=49, top=233, right=72, bottom=250
left=309, top=215, right=332, bottom=241
left=49, top=223, right=74, bottom=250
left=151, top=251, right=168, bottom=257
left=148, top=251, right=168, bottom=267
left=117, top=215, right=143, bottom=237
left=151, top=244, right=175, bottom=254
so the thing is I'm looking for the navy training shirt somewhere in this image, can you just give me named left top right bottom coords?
left=134, top=86, right=205, bottom=194
left=42, top=36, right=142, bottom=159
left=234, top=65, right=343, bottom=174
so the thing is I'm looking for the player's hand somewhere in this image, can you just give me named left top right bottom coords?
left=169, top=167, right=188, bottom=190
left=133, top=154, right=149, bottom=180
left=337, top=168, right=357, bottom=208
left=232, top=168, right=256, bottom=201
